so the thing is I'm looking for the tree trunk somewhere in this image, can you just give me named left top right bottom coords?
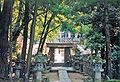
left=9, top=23, right=13, bottom=82
left=25, top=3, right=37, bottom=81
left=103, top=0, right=112, bottom=78
left=117, top=32, right=120, bottom=78
left=0, top=1, right=2, bottom=17
left=37, top=14, right=55, bottom=53
left=39, top=29, right=49, bottom=53
left=20, top=0, right=30, bottom=77
left=105, top=25, right=112, bottom=78
left=0, top=0, right=13, bottom=78
left=21, top=0, right=30, bottom=61
left=37, top=26, right=46, bottom=54
left=37, top=10, right=48, bottom=54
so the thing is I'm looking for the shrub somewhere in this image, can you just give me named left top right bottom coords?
left=106, top=79, right=120, bottom=82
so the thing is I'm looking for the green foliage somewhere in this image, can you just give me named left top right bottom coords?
left=30, top=0, right=61, bottom=9
left=106, top=79, right=120, bottom=82
left=81, top=24, right=92, bottom=35
left=34, top=22, right=59, bottom=42
left=65, top=0, right=97, bottom=13
left=111, top=46, right=120, bottom=60
left=86, top=31, right=105, bottom=50
left=31, top=0, right=62, bottom=42
left=52, top=4, right=71, bottom=16
left=61, top=22, right=77, bottom=34
left=88, top=54, right=106, bottom=64
left=108, top=0, right=120, bottom=8
left=74, top=14, right=91, bottom=25
left=34, top=52, right=47, bottom=62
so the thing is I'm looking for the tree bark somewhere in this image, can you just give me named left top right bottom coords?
left=117, top=32, right=120, bottom=78
left=37, top=14, right=55, bottom=53
left=20, top=0, right=30, bottom=77
left=25, top=3, right=37, bottom=81
left=103, top=0, right=112, bottom=78
left=21, top=0, right=30, bottom=62
left=37, top=10, right=48, bottom=54
left=0, top=1, right=2, bottom=17
left=105, top=25, right=112, bottom=78
left=0, top=0, right=13, bottom=78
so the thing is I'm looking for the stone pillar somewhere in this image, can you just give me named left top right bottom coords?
left=64, top=47, right=70, bottom=66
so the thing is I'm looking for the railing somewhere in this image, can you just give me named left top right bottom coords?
left=58, top=37, right=80, bottom=43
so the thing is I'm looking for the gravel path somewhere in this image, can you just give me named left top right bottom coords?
left=45, top=72, right=59, bottom=82
left=45, top=71, right=85, bottom=82
left=68, top=72, right=84, bottom=82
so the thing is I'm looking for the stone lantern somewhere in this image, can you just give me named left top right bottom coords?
left=34, top=62, right=44, bottom=82
left=33, top=52, right=47, bottom=82
left=94, top=63, right=104, bottom=82
left=93, top=56, right=104, bottom=82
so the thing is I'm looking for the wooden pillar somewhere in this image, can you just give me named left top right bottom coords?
left=49, top=47, right=54, bottom=62
left=64, top=47, right=70, bottom=65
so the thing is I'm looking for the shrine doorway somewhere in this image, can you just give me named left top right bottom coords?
left=47, top=43, right=75, bottom=66
left=54, top=48, right=64, bottom=63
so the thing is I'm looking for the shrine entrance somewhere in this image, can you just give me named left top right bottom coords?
left=54, top=48, right=64, bottom=63
left=47, top=43, right=75, bottom=66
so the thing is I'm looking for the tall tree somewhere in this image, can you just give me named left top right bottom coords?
left=20, top=0, right=30, bottom=77
left=103, top=0, right=112, bottom=78
left=25, top=1, right=37, bottom=80
left=0, top=0, right=13, bottom=78
left=37, top=13, right=55, bottom=53
left=21, top=0, right=30, bottom=62
left=36, top=0, right=61, bottom=53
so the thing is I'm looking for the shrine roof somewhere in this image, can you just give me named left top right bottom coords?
left=46, top=42, right=76, bottom=48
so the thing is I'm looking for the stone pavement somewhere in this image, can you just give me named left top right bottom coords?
left=68, top=73, right=84, bottom=82
left=45, top=72, right=59, bottom=82
left=45, top=67, right=85, bottom=82
left=58, top=69, right=71, bottom=82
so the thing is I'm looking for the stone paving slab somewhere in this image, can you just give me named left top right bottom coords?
left=58, top=69, right=71, bottom=82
